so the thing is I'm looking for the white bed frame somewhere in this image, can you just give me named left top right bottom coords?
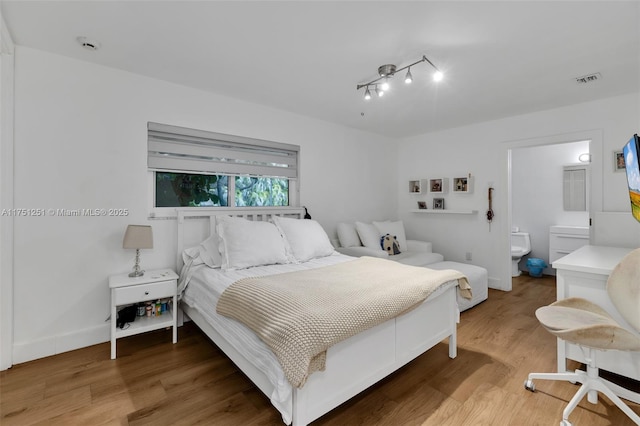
left=176, top=207, right=458, bottom=426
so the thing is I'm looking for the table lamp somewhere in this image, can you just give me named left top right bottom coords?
left=122, top=225, right=153, bottom=277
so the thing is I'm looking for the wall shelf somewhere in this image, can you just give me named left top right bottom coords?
left=410, top=209, right=478, bottom=215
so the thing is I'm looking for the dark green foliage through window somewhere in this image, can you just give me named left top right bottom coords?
left=155, top=173, right=288, bottom=207
left=155, top=173, right=227, bottom=207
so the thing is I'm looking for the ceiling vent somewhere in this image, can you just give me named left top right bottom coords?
left=575, top=73, right=602, bottom=84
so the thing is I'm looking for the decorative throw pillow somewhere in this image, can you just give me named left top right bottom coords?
left=337, top=222, right=361, bottom=248
left=380, top=234, right=401, bottom=255
left=373, top=220, right=408, bottom=252
left=217, top=217, right=289, bottom=270
left=272, top=216, right=335, bottom=262
left=355, top=221, right=384, bottom=251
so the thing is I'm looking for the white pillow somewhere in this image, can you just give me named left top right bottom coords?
left=337, top=222, right=361, bottom=248
left=373, top=220, right=408, bottom=252
left=181, top=234, right=221, bottom=268
left=217, top=217, right=289, bottom=270
left=272, top=216, right=335, bottom=262
left=181, top=246, right=202, bottom=267
left=355, top=221, right=384, bottom=251
left=199, top=234, right=222, bottom=268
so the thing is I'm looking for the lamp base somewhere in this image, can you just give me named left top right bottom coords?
left=129, top=249, right=144, bottom=277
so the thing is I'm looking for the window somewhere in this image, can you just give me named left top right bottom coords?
left=155, top=173, right=228, bottom=207
left=148, top=123, right=298, bottom=211
left=235, top=176, right=288, bottom=207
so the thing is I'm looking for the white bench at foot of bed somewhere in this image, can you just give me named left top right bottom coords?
left=427, top=261, right=488, bottom=312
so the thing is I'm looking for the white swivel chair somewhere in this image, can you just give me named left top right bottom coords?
left=524, top=248, right=640, bottom=426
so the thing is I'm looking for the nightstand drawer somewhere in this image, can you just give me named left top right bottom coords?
left=114, top=280, right=175, bottom=305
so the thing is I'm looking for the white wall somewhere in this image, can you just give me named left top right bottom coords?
left=512, top=141, right=590, bottom=270
left=0, top=12, right=15, bottom=370
left=397, top=92, right=640, bottom=290
left=11, top=46, right=397, bottom=363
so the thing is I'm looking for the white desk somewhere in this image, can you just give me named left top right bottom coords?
left=553, top=245, right=640, bottom=386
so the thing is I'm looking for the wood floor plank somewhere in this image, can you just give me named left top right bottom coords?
left=1, top=385, right=91, bottom=426
left=2, top=274, right=640, bottom=425
left=420, top=395, right=463, bottom=425
left=374, top=382, right=449, bottom=426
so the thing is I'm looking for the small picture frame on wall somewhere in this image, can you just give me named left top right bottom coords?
left=417, top=201, right=427, bottom=209
left=615, top=150, right=626, bottom=172
left=433, top=198, right=445, bottom=210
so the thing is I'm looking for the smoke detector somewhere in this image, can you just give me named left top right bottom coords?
left=575, top=72, right=601, bottom=84
left=76, top=36, right=101, bottom=51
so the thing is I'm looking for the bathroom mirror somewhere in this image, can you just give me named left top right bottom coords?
left=563, top=164, right=588, bottom=211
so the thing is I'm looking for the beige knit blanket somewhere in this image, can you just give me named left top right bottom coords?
left=216, top=257, right=471, bottom=388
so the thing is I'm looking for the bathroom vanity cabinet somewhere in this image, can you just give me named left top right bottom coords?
left=549, top=225, right=589, bottom=265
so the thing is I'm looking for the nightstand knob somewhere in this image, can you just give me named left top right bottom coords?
left=144, top=291, right=149, bottom=295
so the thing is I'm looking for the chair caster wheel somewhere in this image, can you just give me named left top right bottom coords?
left=560, top=420, right=572, bottom=426
left=524, top=379, right=535, bottom=392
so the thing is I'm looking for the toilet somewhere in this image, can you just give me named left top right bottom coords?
left=511, top=231, right=531, bottom=277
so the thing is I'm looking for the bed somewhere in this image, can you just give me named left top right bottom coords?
left=175, top=207, right=466, bottom=426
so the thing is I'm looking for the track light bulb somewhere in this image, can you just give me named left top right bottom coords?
left=433, top=71, right=443, bottom=82
left=381, top=78, right=390, bottom=91
left=376, top=86, right=384, bottom=97
left=364, top=87, right=371, bottom=100
left=405, top=68, right=413, bottom=84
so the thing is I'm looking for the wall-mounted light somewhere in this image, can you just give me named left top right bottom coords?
left=357, top=54, right=443, bottom=100
left=578, top=153, right=592, bottom=163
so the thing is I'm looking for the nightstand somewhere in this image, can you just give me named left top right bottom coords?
left=109, top=268, right=179, bottom=359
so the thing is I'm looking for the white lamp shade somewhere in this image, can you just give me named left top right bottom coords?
left=123, top=225, right=153, bottom=249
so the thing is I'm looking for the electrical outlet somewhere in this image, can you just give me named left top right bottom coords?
left=465, top=252, right=472, bottom=261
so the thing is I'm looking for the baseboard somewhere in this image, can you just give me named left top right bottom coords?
left=488, top=277, right=503, bottom=290
left=12, top=323, right=110, bottom=364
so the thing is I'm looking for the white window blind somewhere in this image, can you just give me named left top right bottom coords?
left=148, top=122, right=299, bottom=179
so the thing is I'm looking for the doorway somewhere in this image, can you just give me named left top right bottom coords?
left=502, top=130, right=603, bottom=291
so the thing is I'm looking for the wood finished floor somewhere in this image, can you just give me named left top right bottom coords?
left=2, top=274, right=640, bottom=425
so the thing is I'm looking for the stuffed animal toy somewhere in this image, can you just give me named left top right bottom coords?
left=380, top=233, right=401, bottom=255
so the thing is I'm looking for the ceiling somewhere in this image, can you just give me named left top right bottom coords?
left=2, top=1, right=639, bottom=139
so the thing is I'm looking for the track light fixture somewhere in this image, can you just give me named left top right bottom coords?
left=357, top=55, right=442, bottom=100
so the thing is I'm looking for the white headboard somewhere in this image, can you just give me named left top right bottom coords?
left=175, top=206, right=306, bottom=270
